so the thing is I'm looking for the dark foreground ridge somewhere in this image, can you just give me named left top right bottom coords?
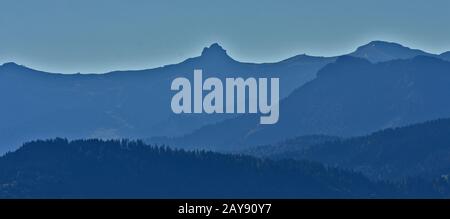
left=0, top=138, right=448, bottom=198
left=244, top=118, right=450, bottom=181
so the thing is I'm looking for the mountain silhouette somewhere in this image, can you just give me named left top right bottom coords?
left=0, top=138, right=428, bottom=198
left=200, top=43, right=231, bottom=59
left=0, top=44, right=335, bottom=153
left=2, top=41, right=450, bottom=153
left=163, top=55, right=450, bottom=150
left=244, top=119, right=450, bottom=181
left=350, top=41, right=434, bottom=62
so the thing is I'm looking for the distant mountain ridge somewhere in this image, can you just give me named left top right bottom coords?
left=350, top=40, right=450, bottom=63
left=2, top=41, right=450, bottom=153
left=350, top=41, right=432, bottom=62
left=0, top=43, right=335, bottom=153
left=161, top=55, right=450, bottom=150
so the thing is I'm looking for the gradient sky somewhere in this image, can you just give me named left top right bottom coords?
left=1, top=0, right=450, bottom=73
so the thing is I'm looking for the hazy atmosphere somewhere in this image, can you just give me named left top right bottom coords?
left=1, top=0, right=450, bottom=73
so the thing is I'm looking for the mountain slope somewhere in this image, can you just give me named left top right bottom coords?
left=0, top=138, right=416, bottom=198
left=241, top=135, right=340, bottom=158
left=166, top=55, right=450, bottom=150
left=440, top=51, right=450, bottom=61
left=2, top=41, right=449, bottom=153
left=244, top=119, right=450, bottom=181
left=0, top=44, right=335, bottom=153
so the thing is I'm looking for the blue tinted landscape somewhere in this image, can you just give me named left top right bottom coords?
left=2, top=0, right=450, bottom=199
left=2, top=41, right=450, bottom=198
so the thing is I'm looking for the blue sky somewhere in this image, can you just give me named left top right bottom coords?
left=1, top=0, right=450, bottom=73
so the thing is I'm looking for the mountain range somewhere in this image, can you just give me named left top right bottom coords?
left=243, top=119, right=450, bottom=181
left=2, top=40, right=450, bottom=198
left=0, top=43, right=335, bottom=153
left=2, top=41, right=450, bottom=153
left=156, top=54, right=450, bottom=150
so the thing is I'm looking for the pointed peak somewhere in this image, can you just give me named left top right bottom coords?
left=201, top=43, right=229, bottom=58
